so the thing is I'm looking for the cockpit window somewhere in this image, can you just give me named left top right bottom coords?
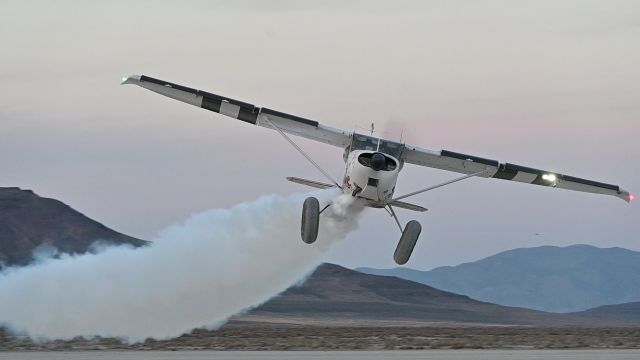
left=350, top=133, right=404, bottom=159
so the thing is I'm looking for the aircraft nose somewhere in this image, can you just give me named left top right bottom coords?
left=371, top=152, right=386, bottom=171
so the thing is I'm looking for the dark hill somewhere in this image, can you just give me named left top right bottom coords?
left=245, top=263, right=600, bottom=326
left=358, top=245, right=640, bottom=313
left=0, top=187, right=147, bottom=267
left=571, top=302, right=640, bottom=323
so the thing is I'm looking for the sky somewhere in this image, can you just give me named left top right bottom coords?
left=0, top=0, right=638, bottom=270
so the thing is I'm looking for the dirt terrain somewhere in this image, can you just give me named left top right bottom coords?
left=2, top=324, right=640, bottom=351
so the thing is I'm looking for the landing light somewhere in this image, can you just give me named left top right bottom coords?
left=542, top=174, right=557, bottom=182
left=630, top=194, right=635, bottom=202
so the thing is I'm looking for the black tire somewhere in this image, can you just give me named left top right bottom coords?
left=301, top=197, right=320, bottom=244
left=393, top=220, right=422, bottom=265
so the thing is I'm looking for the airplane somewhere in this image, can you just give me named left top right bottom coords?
left=122, top=75, right=633, bottom=265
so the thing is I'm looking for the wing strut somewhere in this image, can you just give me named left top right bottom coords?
left=263, top=117, right=341, bottom=187
left=393, top=171, right=486, bottom=201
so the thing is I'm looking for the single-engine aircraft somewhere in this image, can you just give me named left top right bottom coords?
left=122, top=75, right=633, bottom=265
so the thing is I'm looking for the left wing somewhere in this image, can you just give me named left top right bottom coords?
left=403, top=145, right=632, bottom=203
left=122, top=75, right=352, bottom=148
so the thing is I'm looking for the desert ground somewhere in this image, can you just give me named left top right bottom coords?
left=2, top=323, right=640, bottom=351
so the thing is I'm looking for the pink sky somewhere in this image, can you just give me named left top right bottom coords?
left=1, top=1, right=638, bottom=269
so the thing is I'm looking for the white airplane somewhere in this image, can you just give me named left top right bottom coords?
left=122, top=75, right=633, bottom=265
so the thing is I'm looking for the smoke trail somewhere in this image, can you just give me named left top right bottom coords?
left=0, top=189, right=363, bottom=341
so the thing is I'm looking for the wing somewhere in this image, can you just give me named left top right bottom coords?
left=121, top=75, right=351, bottom=148
left=403, top=145, right=632, bottom=203
left=122, top=75, right=630, bottom=203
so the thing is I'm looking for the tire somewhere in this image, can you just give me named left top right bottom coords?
left=301, top=197, right=320, bottom=244
left=393, top=220, right=422, bottom=265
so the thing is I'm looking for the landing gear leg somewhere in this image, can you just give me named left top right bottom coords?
left=301, top=197, right=320, bottom=244
left=319, top=203, right=331, bottom=214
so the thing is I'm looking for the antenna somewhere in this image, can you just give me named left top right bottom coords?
left=400, top=129, right=404, bottom=143
left=370, top=123, right=375, bottom=136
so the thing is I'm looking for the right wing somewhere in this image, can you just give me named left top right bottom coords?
left=122, top=75, right=352, bottom=148
left=402, top=145, right=632, bottom=202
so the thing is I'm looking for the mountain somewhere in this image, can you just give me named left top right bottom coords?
left=571, top=302, right=640, bottom=323
left=358, top=245, right=640, bottom=313
left=241, top=263, right=634, bottom=326
left=0, top=187, right=147, bottom=267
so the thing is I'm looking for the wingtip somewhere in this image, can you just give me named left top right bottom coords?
left=618, top=189, right=634, bottom=203
left=121, top=74, right=141, bottom=85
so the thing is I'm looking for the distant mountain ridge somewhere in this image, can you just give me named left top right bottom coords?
left=358, top=245, right=640, bottom=313
left=0, top=187, right=147, bottom=267
left=571, top=301, right=640, bottom=323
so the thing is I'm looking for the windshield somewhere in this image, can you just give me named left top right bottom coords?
left=350, top=133, right=404, bottom=159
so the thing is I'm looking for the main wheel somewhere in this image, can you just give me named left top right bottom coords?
left=393, top=220, right=422, bottom=265
left=301, top=197, right=320, bottom=244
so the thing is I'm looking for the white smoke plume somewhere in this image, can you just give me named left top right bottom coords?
left=0, top=189, right=364, bottom=341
